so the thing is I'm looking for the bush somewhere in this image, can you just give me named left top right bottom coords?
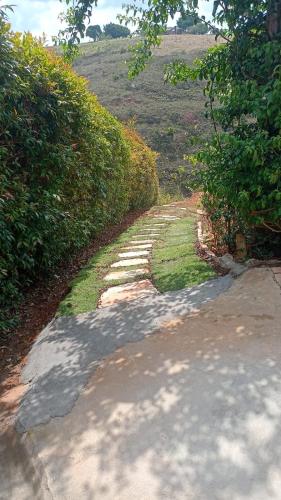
left=0, top=22, right=158, bottom=330
left=123, top=127, right=159, bottom=210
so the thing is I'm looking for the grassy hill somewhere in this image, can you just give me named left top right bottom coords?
left=73, top=34, right=217, bottom=195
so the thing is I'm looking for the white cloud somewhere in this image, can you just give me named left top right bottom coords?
left=9, top=0, right=213, bottom=43
left=9, top=0, right=126, bottom=43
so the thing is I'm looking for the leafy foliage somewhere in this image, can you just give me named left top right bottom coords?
left=177, top=12, right=209, bottom=34
left=123, top=127, right=159, bottom=209
left=0, top=21, right=158, bottom=330
left=120, top=0, right=281, bottom=254
left=86, top=24, right=102, bottom=41
left=103, top=23, right=130, bottom=39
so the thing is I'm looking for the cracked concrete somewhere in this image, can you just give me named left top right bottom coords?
left=5, top=268, right=281, bottom=500
left=16, top=275, right=232, bottom=432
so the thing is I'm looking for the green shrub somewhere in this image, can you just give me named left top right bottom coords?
left=0, top=22, right=158, bottom=330
left=123, top=127, right=159, bottom=210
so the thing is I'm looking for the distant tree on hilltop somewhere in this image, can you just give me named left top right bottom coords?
left=104, top=23, right=130, bottom=39
left=86, top=24, right=102, bottom=41
left=177, top=13, right=209, bottom=34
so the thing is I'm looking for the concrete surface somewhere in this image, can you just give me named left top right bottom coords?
left=16, top=275, right=232, bottom=432
left=8, top=268, right=281, bottom=500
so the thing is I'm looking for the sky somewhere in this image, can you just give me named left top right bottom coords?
left=9, top=0, right=213, bottom=44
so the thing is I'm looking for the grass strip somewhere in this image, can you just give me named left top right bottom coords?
left=152, top=215, right=216, bottom=292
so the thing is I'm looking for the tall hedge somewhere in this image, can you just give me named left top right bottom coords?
left=0, top=22, right=158, bottom=329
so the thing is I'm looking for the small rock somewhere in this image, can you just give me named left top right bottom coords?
left=218, top=253, right=247, bottom=277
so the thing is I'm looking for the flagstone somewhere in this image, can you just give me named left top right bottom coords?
left=132, top=233, right=160, bottom=238
left=144, top=223, right=166, bottom=226
left=154, top=216, right=180, bottom=220
left=118, top=250, right=150, bottom=258
left=130, top=239, right=156, bottom=244
left=111, top=258, right=149, bottom=268
left=99, top=280, right=157, bottom=308
left=122, top=244, right=152, bottom=250
left=104, top=268, right=149, bottom=282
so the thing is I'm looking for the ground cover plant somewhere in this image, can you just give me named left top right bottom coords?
left=58, top=214, right=152, bottom=315
left=152, top=216, right=215, bottom=292
left=0, top=19, right=158, bottom=331
left=58, top=204, right=214, bottom=316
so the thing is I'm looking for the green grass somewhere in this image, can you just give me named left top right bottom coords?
left=57, top=214, right=161, bottom=316
left=58, top=209, right=215, bottom=316
left=152, top=215, right=216, bottom=292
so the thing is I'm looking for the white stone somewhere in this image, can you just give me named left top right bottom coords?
left=99, top=280, right=157, bottom=308
left=104, top=268, right=149, bottom=282
left=118, top=250, right=150, bottom=258
left=154, top=216, right=180, bottom=220
left=122, top=244, right=152, bottom=250
left=111, top=258, right=149, bottom=268
left=130, top=240, right=156, bottom=244
left=132, top=234, right=160, bottom=238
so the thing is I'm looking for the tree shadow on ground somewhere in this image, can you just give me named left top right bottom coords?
left=5, top=269, right=281, bottom=499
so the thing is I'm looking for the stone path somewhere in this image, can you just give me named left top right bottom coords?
left=99, top=203, right=188, bottom=308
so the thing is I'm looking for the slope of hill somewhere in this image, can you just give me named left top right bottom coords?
left=74, top=34, right=217, bottom=194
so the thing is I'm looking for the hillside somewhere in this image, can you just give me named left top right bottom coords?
left=73, top=34, right=217, bottom=194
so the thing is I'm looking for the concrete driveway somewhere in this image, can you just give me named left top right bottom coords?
left=2, top=268, right=281, bottom=499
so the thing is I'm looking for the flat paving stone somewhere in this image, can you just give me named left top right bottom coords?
left=122, top=244, right=152, bottom=250
left=141, top=228, right=163, bottom=232
left=104, top=268, right=149, bottom=282
left=99, top=280, right=158, bottom=308
left=130, top=239, right=156, bottom=244
left=154, top=216, right=180, bottom=220
left=132, top=233, right=160, bottom=238
left=111, top=258, right=149, bottom=268
left=118, top=250, right=150, bottom=258
left=145, top=222, right=167, bottom=227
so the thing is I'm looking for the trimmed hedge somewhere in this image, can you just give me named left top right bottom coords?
left=124, top=127, right=159, bottom=210
left=0, top=22, right=158, bottom=329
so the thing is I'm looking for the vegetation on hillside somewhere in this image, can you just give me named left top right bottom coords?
left=62, top=0, right=281, bottom=258
left=73, top=35, right=216, bottom=194
left=0, top=20, right=158, bottom=331
left=177, top=13, right=209, bottom=34
left=86, top=22, right=130, bottom=41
